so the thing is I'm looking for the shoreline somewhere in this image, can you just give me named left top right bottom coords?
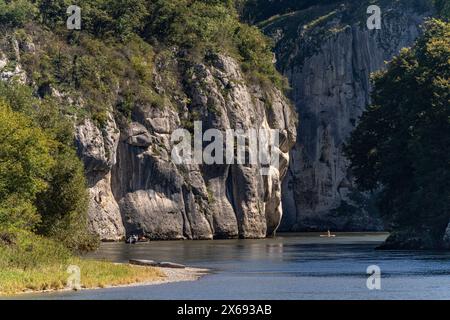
left=77, top=266, right=210, bottom=291
left=2, top=265, right=209, bottom=298
left=114, top=266, right=210, bottom=289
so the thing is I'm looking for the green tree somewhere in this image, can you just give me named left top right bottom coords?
left=33, top=99, right=95, bottom=252
left=145, top=0, right=285, bottom=88
left=345, top=19, right=450, bottom=249
left=0, top=0, right=38, bottom=27
left=0, top=101, right=53, bottom=230
left=434, top=0, right=450, bottom=20
left=0, top=82, right=95, bottom=251
left=36, top=0, right=70, bottom=27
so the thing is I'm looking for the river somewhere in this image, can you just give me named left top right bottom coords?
left=22, top=233, right=450, bottom=299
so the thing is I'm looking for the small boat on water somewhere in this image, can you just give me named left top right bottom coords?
left=320, top=230, right=336, bottom=238
left=126, top=235, right=138, bottom=244
left=126, top=234, right=150, bottom=244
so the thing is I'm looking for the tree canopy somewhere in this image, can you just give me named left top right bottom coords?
left=0, top=83, right=93, bottom=252
left=345, top=19, right=450, bottom=248
left=0, top=100, right=53, bottom=230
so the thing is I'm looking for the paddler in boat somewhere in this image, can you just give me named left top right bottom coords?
left=320, top=230, right=336, bottom=238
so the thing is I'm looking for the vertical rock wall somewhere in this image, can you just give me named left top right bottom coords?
left=261, top=2, right=431, bottom=231
left=75, top=54, right=297, bottom=240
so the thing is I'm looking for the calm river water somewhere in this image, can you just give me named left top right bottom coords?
left=21, top=233, right=450, bottom=299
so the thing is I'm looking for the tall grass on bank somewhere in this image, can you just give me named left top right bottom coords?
left=0, top=229, right=164, bottom=295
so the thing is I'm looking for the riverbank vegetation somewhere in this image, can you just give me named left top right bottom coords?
left=0, top=88, right=163, bottom=295
left=0, top=230, right=163, bottom=295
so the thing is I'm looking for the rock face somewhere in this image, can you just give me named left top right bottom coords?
left=0, top=37, right=27, bottom=83
left=0, top=29, right=296, bottom=241
left=75, top=54, right=297, bottom=240
left=261, top=1, right=432, bottom=231
left=75, top=114, right=125, bottom=241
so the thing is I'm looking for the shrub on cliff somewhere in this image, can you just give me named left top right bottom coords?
left=0, top=0, right=37, bottom=28
left=144, top=0, right=286, bottom=89
left=345, top=19, right=450, bottom=248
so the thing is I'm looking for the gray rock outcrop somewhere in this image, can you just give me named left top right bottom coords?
left=75, top=114, right=125, bottom=241
left=75, top=53, right=297, bottom=240
left=261, top=1, right=432, bottom=231
left=1, top=29, right=297, bottom=241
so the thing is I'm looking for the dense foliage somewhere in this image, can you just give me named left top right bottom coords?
left=434, top=0, right=450, bottom=19
left=345, top=20, right=450, bottom=248
left=0, top=99, right=53, bottom=230
left=0, top=0, right=286, bottom=125
left=0, top=82, right=95, bottom=252
left=0, top=0, right=37, bottom=27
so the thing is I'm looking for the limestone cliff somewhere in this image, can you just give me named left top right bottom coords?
left=74, top=53, right=296, bottom=240
left=0, top=32, right=296, bottom=241
left=259, top=0, right=433, bottom=231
